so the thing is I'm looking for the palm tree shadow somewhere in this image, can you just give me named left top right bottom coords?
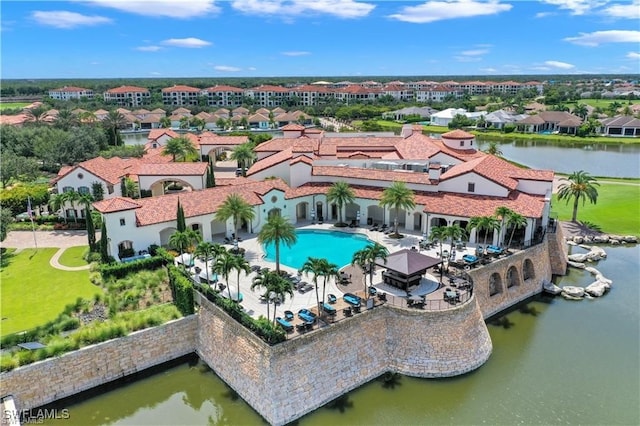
left=325, top=394, right=354, bottom=413
left=0, top=249, right=16, bottom=268
left=490, top=315, right=514, bottom=329
left=379, top=371, right=403, bottom=390
left=518, top=304, right=539, bottom=317
left=221, top=384, right=240, bottom=402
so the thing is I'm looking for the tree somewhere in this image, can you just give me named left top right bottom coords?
left=24, top=105, right=50, bottom=124
left=49, top=193, right=67, bottom=222
left=176, top=199, right=186, bottom=232
left=53, top=109, right=78, bottom=131
left=301, top=257, right=325, bottom=314
left=379, top=181, right=416, bottom=237
left=206, top=161, right=216, bottom=188
left=352, top=242, right=388, bottom=298
left=214, top=193, right=255, bottom=241
left=230, top=254, right=251, bottom=302
left=484, top=141, right=503, bottom=157
left=61, top=190, right=80, bottom=224
left=162, top=136, right=198, bottom=162
left=443, top=224, right=467, bottom=261
left=573, top=103, right=588, bottom=120
left=251, top=270, right=293, bottom=323
left=557, top=170, right=599, bottom=222
left=468, top=215, right=500, bottom=247
left=169, top=230, right=191, bottom=266
left=448, top=113, right=474, bottom=129
left=0, top=208, right=14, bottom=242
left=494, top=206, right=515, bottom=245
left=214, top=250, right=236, bottom=300
left=215, top=118, right=227, bottom=130
left=326, top=181, right=355, bottom=226
left=91, top=182, right=104, bottom=201
left=102, top=110, right=126, bottom=146
left=160, top=116, right=171, bottom=128
left=99, top=222, right=109, bottom=263
left=257, top=215, right=297, bottom=274
left=319, top=259, right=339, bottom=309
left=80, top=193, right=96, bottom=250
left=194, top=242, right=225, bottom=286
left=429, top=226, right=447, bottom=259
left=0, top=152, right=39, bottom=187
left=506, top=212, right=528, bottom=250
left=230, top=143, right=256, bottom=175
left=268, top=276, right=294, bottom=323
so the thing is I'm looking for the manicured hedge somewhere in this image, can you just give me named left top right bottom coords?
left=100, top=255, right=166, bottom=279
left=167, top=265, right=194, bottom=316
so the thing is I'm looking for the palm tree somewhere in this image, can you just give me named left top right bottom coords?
left=251, top=269, right=292, bottom=323
left=61, top=190, right=80, bottom=224
left=319, top=259, right=339, bottom=307
left=49, top=193, right=67, bottom=223
left=506, top=212, right=528, bottom=250
left=301, top=257, right=325, bottom=313
left=214, top=250, right=236, bottom=300
left=429, top=226, right=447, bottom=258
left=230, top=143, right=256, bottom=176
left=257, top=215, right=297, bottom=274
left=102, top=110, right=126, bottom=146
left=379, top=181, right=416, bottom=237
left=352, top=242, right=389, bottom=298
left=24, top=105, right=50, bottom=124
left=169, top=230, right=191, bottom=266
left=468, top=215, right=500, bottom=247
left=162, top=136, right=198, bottom=162
left=573, top=104, right=589, bottom=120
left=268, top=277, right=294, bottom=323
left=494, top=206, right=515, bottom=246
left=194, top=242, right=224, bottom=285
left=484, top=141, right=503, bottom=157
left=215, top=118, right=227, bottom=130
left=230, top=254, right=251, bottom=302
left=557, top=170, right=599, bottom=222
left=159, top=116, right=171, bottom=128
left=326, top=181, right=355, bottom=226
left=443, top=224, right=467, bottom=261
left=54, top=109, right=77, bottom=130
left=214, top=193, right=256, bottom=242
left=79, top=193, right=95, bottom=248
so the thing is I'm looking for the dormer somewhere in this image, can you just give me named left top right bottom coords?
left=441, top=129, right=476, bottom=151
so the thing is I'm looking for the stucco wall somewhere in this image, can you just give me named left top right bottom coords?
left=0, top=316, right=197, bottom=412
left=196, top=295, right=490, bottom=426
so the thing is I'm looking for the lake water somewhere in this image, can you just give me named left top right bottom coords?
left=42, top=244, right=640, bottom=425
left=475, top=138, right=640, bottom=178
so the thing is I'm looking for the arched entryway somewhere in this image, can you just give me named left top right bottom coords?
left=315, top=202, right=324, bottom=221
left=268, top=208, right=281, bottom=218
left=117, top=240, right=134, bottom=259
left=389, top=208, right=406, bottom=228
left=367, top=205, right=383, bottom=225
left=507, top=266, right=520, bottom=288
left=523, top=259, right=535, bottom=281
left=296, top=201, right=308, bottom=220
left=159, top=227, right=177, bottom=247
left=345, top=203, right=360, bottom=222
left=489, top=273, right=503, bottom=296
left=149, top=178, right=194, bottom=197
left=431, top=217, right=447, bottom=228
left=210, top=219, right=226, bottom=240
left=413, top=212, right=422, bottom=231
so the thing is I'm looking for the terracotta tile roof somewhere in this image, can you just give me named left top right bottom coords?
left=247, top=149, right=293, bottom=175
left=136, top=162, right=208, bottom=176
left=127, top=179, right=290, bottom=226
left=281, top=123, right=305, bottom=130
left=255, top=108, right=270, bottom=114
left=291, top=139, right=318, bottom=153
left=517, top=115, right=545, bottom=125
left=254, top=138, right=294, bottom=152
left=290, top=156, right=314, bottom=166
left=508, top=168, right=554, bottom=181
left=198, top=133, right=248, bottom=146
left=203, top=85, right=244, bottom=92
left=162, top=85, right=201, bottom=93
left=148, top=129, right=179, bottom=141
left=442, top=129, right=474, bottom=139
left=251, top=85, right=289, bottom=93
left=55, top=157, right=140, bottom=185
left=93, top=197, right=142, bottom=213
left=440, top=156, right=519, bottom=190
left=51, top=86, right=90, bottom=92
left=105, top=85, right=149, bottom=94
left=312, top=166, right=435, bottom=185
left=249, top=113, right=269, bottom=122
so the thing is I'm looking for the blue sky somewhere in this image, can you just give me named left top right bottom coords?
left=1, top=0, right=639, bottom=78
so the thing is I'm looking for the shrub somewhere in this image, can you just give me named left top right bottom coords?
left=167, top=265, right=194, bottom=316
left=84, top=250, right=101, bottom=263
left=1, top=355, right=17, bottom=372
left=99, top=255, right=166, bottom=279
left=503, top=124, right=516, bottom=133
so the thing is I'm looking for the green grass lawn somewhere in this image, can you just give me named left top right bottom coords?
left=0, top=102, right=30, bottom=111
left=574, top=99, right=640, bottom=109
left=57, top=246, right=89, bottom=267
left=552, top=182, right=640, bottom=236
left=0, top=248, right=100, bottom=336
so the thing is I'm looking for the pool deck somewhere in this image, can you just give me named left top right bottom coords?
left=182, top=223, right=482, bottom=324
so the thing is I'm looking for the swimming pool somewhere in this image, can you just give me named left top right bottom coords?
left=263, top=229, right=372, bottom=270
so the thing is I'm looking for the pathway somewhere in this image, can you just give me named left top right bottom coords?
left=49, top=247, right=91, bottom=271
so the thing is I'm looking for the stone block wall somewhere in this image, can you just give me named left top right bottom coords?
left=0, top=316, right=197, bottom=412
left=468, top=242, right=552, bottom=319
left=196, top=296, right=490, bottom=426
left=547, top=226, right=568, bottom=276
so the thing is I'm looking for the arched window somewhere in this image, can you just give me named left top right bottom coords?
left=507, top=266, right=520, bottom=288
left=78, top=186, right=90, bottom=195
left=523, top=259, right=535, bottom=281
left=489, top=273, right=503, bottom=296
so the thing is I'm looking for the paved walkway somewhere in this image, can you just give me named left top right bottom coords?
left=49, top=247, right=91, bottom=271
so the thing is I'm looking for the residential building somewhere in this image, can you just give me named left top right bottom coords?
left=162, top=85, right=202, bottom=106
left=103, top=86, right=151, bottom=107
left=48, top=86, right=94, bottom=100
left=515, top=111, right=583, bottom=134
left=202, top=85, right=244, bottom=108
left=599, top=116, right=640, bottom=137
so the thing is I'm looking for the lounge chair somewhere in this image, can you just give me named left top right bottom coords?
left=343, top=292, right=362, bottom=307
left=298, top=308, right=317, bottom=323
left=368, top=286, right=378, bottom=296
left=327, top=294, right=337, bottom=304
left=296, top=323, right=306, bottom=333
left=369, top=223, right=379, bottom=231
left=353, top=305, right=361, bottom=314
left=284, top=310, right=294, bottom=321
left=276, top=317, right=293, bottom=332
left=322, top=303, right=337, bottom=316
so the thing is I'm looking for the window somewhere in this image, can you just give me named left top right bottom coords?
left=63, top=186, right=74, bottom=193
left=467, top=182, right=475, bottom=193
left=78, top=186, right=90, bottom=195
left=459, top=141, right=464, bottom=147
left=107, top=185, right=114, bottom=194
left=77, top=173, right=84, bottom=179
left=120, top=218, right=126, bottom=226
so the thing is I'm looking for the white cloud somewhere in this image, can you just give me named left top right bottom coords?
left=31, top=10, right=112, bottom=29
left=626, top=51, right=640, bottom=59
left=136, top=45, right=163, bottom=52
left=539, top=0, right=607, bottom=16
left=281, top=51, right=310, bottom=56
left=162, top=37, right=211, bottom=48
left=82, top=0, right=219, bottom=18
left=231, top=0, right=375, bottom=19
left=564, top=30, right=640, bottom=46
left=601, top=0, right=640, bottom=19
left=460, top=49, right=489, bottom=56
left=480, top=67, right=498, bottom=73
left=150, top=71, right=162, bottom=75
left=531, top=66, right=551, bottom=71
left=248, top=67, right=257, bottom=71
left=454, top=56, right=482, bottom=62
left=214, top=65, right=242, bottom=72
left=388, top=0, right=512, bottom=23
left=544, top=60, right=575, bottom=69
left=535, top=11, right=555, bottom=18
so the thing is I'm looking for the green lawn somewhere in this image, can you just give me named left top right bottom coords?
left=552, top=182, right=640, bottom=236
left=57, top=246, right=89, bottom=267
left=0, top=248, right=100, bottom=336
left=0, top=102, right=30, bottom=111
left=574, top=99, right=640, bottom=109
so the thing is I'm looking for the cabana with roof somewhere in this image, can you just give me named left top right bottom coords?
left=376, top=249, right=442, bottom=291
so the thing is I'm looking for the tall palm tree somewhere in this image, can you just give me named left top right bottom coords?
left=326, top=181, right=355, bottom=226
left=443, top=224, right=467, bottom=261
left=319, top=259, right=339, bottom=308
left=24, top=105, right=50, bottom=124
left=351, top=249, right=369, bottom=297
left=468, top=215, right=500, bottom=247
left=230, top=254, right=251, bottom=302
left=573, top=104, right=589, bottom=120
left=194, top=242, right=224, bottom=285
left=102, top=110, right=126, bottom=146
left=484, top=141, right=503, bottom=157
left=268, top=277, right=294, bottom=324
left=257, top=215, right=297, bottom=274
left=494, top=206, right=515, bottom=246
left=162, top=136, right=198, bottom=162
left=61, top=190, right=80, bottom=224
left=429, top=225, right=447, bottom=258
left=251, top=269, right=292, bottom=322
left=230, top=143, right=256, bottom=176
left=49, top=193, right=67, bottom=223
left=169, top=230, right=191, bottom=266
left=379, top=181, right=416, bottom=237
left=557, top=170, right=599, bottom=222
left=159, top=116, right=171, bottom=128
left=214, top=250, right=236, bottom=300
left=301, top=257, right=325, bottom=313
left=352, top=242, right=389, bottom=298
left=506, top=212, right=528, bottom=250
left=214, top=193, right=256, bottom=242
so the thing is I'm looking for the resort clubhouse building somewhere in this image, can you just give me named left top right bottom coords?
left=79, top=125, right=554, bottom=258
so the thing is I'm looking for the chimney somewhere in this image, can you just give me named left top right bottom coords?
left=428, top=162, right=441, bottom=180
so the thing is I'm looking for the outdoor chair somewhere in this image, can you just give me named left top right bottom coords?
left=378, top=292, right=387, bottom=302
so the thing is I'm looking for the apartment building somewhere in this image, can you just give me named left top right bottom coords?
left=162, top=85, right=201, bottom=106
left=48, top=86, right=94, bottom=100
left=103, top=86, right=151, bottom=107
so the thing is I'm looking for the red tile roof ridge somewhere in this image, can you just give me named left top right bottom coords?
left=136, top=162, right=209, bottom=176
left=93, top=197, right=142, bottom=213
left=247, top=148, right=293, bottom=175
left=442, top=129, right=475, bottom=139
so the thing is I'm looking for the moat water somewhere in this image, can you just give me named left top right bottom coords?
left=43, top=245, right=639, bottom=425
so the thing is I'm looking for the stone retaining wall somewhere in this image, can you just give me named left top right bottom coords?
left=547, top=226, right=569, bottom=276
left=0, top=316, right=197, bottom=412
left=196, top=295, right=491, bottom=426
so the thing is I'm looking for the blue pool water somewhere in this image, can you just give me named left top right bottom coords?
left=263, top=229, right=372, bottom=269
